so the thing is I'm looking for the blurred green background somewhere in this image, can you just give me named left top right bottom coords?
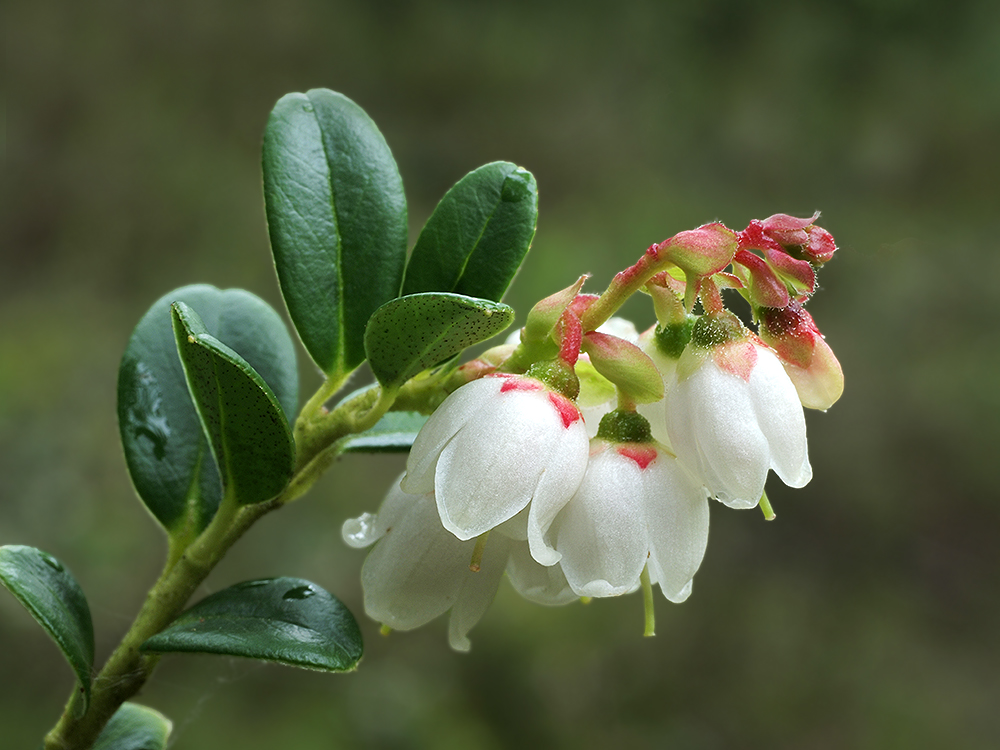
left=4, top=0, right=999, bottom=748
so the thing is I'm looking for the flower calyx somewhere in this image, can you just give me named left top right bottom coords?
left=525, top=359, right=581, bottom=401
left=596, top=409, right=654, bottom=444
left=652, top=314, right=698, bottom=361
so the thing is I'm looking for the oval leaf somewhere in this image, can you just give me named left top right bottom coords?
left=263, top=88, right=407, bottom=376
left=141, top=577, right=363, bottom=672
left=118, top=285, right=298, bottom=533
left=341, top=411, right=430, bottom=453
left=0, top=546, right=94, bottom=710
left=402, top=162, right=537, bottom=301
left=171, top=303, right=294, bottom=505
left=365, top=293, right=514, bottom=390
left=93, top=703, right=172, bottom=750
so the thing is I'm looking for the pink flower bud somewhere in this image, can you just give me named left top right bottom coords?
left=753, top=213, right=838, bottom=265
left=657, top=223, right=738, bottom=278
left=758, top=303, right=844, bottom=411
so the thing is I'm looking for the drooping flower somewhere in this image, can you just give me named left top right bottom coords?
left=663, top=313, right=811, bottom=509
left=343, top=480, right=575, bottom=651
left=401, top=373, right=590, bottom=566
left=551, top=421, right=709, bottom=601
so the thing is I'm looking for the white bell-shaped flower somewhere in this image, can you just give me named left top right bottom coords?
left=402, top=373, right=590, bottom=565
left=343, top=480, right=575, bottom=651
left=552, top=437, right=709, bottom=601
left=664, top=330, right=812, bottom=509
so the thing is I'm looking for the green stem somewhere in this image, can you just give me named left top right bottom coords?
left=580, top=248, right=672, bottom=333
left=42, top=488, right=252, bottom=749
left=43, top=371, right=446, bottom=748
left=300, top=373, right=347, bottom=423
left=468, top=531, right=491, bottom=572
left=759, top=490, right=776, bottom=521
left=43, top=406, right=348, bottom=748
left=640, top=564, right=656, bottom=637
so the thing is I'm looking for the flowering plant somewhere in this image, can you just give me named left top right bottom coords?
left=1, top=89, right=842, bottom=749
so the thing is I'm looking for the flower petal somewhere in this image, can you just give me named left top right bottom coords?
left=525, top=418, right=590, bottom=565
left=750, top=348, right=812, bottom=487
left=506, top=541, right=577, bottom=606
left=436, top=389, right=586, bottom=541
left=642, top=458, right=710, bottom=603
left=666, top=359, right=770, bottom=508
left=555, top=448, right=648, bottom=597
left=401, top=377, right=501, bottom=495
left=447, top=534, right=510, bottom=651
left=360, top=493, right=471, bottom=631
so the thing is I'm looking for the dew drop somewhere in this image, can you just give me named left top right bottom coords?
left=126, top=361, right=171, bottom=460
left=500, top=169, right=532, bottom=203
left=42, top=554, right=64, bottom=572
left=341, top=512, right=381, bottom=549
left=283, top=585, right=315, bottom=600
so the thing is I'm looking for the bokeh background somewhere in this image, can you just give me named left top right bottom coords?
left=4, top=1, right=999, bottom=748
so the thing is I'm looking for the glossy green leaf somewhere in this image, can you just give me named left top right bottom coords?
left=118, top=285, right=298, bottom=533
left=341, top=411, right=429, bottom=453
left=0, top=546, right=94, bottom=710
left=93, top=703, right=172, bottom=750
left=402, top=162, right=537, bottom=301
left=171, top=303, right=294, bottom=506
left=141, top=577, right=363, bottom=672
left=365, top=293, right=514, bottom=390
left=263, top=88, right=407, bottom=376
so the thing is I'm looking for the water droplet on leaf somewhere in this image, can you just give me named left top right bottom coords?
left=125, top=361, right=171, bottom=459
left=501, top=170, right=532, bottom=203
left=42, top=554, right=64, bottom=572
left=283, top=585, right=315, bottom=600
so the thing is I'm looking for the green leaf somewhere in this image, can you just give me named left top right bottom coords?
left=365, top=293, right=514, bottom=391
left=118, top=285, right=298, bottom=533
left=263, top=88, right=407, bottom=376
left=0, top=546, right=94, bottom=711
left=402, top=162, right=537, bottom=301
left=171, top=303, right=294, bottom=506
left=341, top=411, right=429, bottom=453
left=93, top=703, right=172, bottom=750
left=141, top=577, right=363, bottom=672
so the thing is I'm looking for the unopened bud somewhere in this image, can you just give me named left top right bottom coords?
left=754, top=213, right=838, bottom=266
left=524, top=275, right=588, bottom=344
left=758, top=302, right=843, bottom=410
left=657, top=223, right=738, bottom=278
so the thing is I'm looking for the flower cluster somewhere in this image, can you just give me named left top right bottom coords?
left=344, top=214, right=842, bottom=649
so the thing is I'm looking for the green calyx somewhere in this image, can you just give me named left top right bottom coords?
left=596, top=410, right=653, bottom=443
left=525, top=360, right=581, bottom=400
left=690, top=311, right=746, bottom=349
left=654, top=314, right=698, bottom=359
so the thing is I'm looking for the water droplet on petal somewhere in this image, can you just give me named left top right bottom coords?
left=282, top=585, right=315, bottom=600
left=341, top=512, right=381, bottom=548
